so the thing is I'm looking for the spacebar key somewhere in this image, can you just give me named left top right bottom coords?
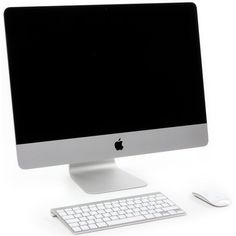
left=107, top=216, right=145, bottom=226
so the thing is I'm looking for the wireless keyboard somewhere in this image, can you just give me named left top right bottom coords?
left=51, top=192, right=186, bottom=234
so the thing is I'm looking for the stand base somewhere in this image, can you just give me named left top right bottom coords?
left=69, top=159, right=147, bottom=194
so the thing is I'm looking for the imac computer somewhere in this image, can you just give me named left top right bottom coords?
left=4, top=3, right=208, bottom=194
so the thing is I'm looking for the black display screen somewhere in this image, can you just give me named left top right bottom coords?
left=4, top=3, right=207, bottom=144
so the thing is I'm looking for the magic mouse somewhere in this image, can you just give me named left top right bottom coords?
left=192, top=190, right=231, bottom=207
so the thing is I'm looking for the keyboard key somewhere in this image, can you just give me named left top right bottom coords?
left=111, top=212, right=118, bottom=216
left=95, top=218, right=103, bottom=223
left=154, top=213, right=162, bottom=217
left=62, top=215, right=74, bottom=220
left=73, top=226, right=82, bottom=232
left=81, top=226, right=89, bottom=231
left=107, top=215, right=145, bottom=226
left=133, top=212, right=141, bottom=216
left=69, top=223, right=79, bottom=227
left=82, top=212, right=90, bottom=217
left=111, top=201, right=118, bottom=204
left=58, top=212, right=67, bottom=217
left=120, top=206, right=127, bottom=210
left=156, top=201, right=163, bottom=204
left=141, top=211, right=148, bottom=215
left=162, top=212, right=170, bottom=216
left=66, top=211, right=74, bottom=215
left=79, top=221, right=87, bottom=226
left=65, top=208, right=72, bottom=212
left=74, top=209, right=83, bottom=214
left=66, top=218, right=79, bottom=224
left=118, top=210, right=125, bottom=215
left=156, top=209, right=163, bottom=213
left=105, top=208, right=112, bottom=213
left=90, top=207, right=98, bottom=211
left=97, top=222, right=107, bottom=227
left=82, top=208, right=90, bottom=213
left=148, top=209, right=155, bottom=214
left=88, top=224, right=97, bottom=229
left=120, top=202, right=127, bottom=206
left=73, top=207, right=80, bottom=210
left=74, top=213, right=82, bottom=218
left=134, top=200, right=142, bottom=204
left=87, top=220, right=95, bottom=224
left=145, top=214, right=155, bottom=219
left=126, top=209, right=133, bottom=213
left=126, top=213, right=133, bottom=218
left=97, top=210, right=105, bottom=214
left=103, top=213, right=111, bottom=217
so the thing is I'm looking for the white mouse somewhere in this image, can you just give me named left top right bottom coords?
left=192, top=190, right=231, bottom=207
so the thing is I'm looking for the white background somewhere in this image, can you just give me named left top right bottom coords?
left=0, top=0, right=235, bottom=235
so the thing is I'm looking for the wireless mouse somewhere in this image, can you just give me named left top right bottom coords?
left=192, top=190, right=231, bottom=207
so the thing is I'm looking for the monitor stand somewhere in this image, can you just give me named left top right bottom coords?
left=69, top=159, right=147, bottom=194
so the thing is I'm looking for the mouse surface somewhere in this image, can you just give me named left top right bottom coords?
left=193, top=190, right=231, bottom=207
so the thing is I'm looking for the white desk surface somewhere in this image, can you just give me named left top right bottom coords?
left=0, top=0, right=236, bottom=235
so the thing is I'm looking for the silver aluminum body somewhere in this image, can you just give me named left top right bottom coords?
left=51, top=192, right=186, bottom=234
left=17, top=124, right=208, bottom=193
left=17, top=124, right=208, bottom=169
left=69, top=159, right=147, bottom=194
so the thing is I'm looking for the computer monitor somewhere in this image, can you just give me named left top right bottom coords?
left=4, top=3, right=208, bottom=194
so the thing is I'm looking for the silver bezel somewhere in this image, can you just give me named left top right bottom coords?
left=17, top=123, right=208, bottom=169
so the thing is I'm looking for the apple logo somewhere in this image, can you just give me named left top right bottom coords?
left=114, top=138, right=124, bottom=150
